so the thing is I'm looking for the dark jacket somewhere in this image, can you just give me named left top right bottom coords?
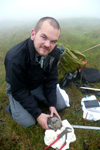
left=4, top=38, right=61, bottom=119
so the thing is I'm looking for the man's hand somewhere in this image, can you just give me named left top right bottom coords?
left=37, top=113, right=51, bottom=130
left=49, top=106, right=60, bottom=119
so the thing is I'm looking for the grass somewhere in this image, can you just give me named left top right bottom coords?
left=0, top=18, right=100, bottom=150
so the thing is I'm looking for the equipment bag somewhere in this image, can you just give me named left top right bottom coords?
left=81, top=67, right=100, bottom=83
left=57, top=47, right=86, bottom=84
left=81, top=95, right=100, bottom=121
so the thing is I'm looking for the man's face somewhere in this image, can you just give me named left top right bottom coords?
left=31, top=21, right=60, bottom=56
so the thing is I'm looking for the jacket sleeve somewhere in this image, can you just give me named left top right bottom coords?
left=5, top=55, right=42, bottom=119
left=44, top=47, right=60, bottom=107
left=44, top=63, right=58, bottom=107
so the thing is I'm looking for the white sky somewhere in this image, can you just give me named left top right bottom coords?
left=0, top=0, right=100, bottom=22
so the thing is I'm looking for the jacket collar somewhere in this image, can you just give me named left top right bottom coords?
left=28, top=38, right=36, bottom=62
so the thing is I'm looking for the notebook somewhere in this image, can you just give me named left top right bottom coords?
left=84, top=100, right=100, bottom=108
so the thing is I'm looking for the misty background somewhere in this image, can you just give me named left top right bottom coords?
left=0, top=0, right=100, bottom=27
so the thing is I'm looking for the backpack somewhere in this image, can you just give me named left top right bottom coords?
left=57, top=46, right=86, bottom=86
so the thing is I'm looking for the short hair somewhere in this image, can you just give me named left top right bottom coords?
left=35, top=17, right=60, bottom=34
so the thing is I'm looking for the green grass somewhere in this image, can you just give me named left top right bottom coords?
left=0, top=18, right=100, bottom=150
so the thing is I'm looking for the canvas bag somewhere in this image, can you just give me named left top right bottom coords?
left=81, top=67, right=100, bottom=82
left=57, top=47, right=86, bottom=83
left=81, top=95, right=100, bottom=121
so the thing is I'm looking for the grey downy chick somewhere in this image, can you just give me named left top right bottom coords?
left=47, top=115, right=62, bottom=131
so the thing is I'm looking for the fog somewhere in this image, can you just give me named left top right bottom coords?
left=0, top=0, right=100, bottom=23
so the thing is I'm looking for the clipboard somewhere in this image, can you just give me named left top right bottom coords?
left=84, top=100, right=100, bottom=108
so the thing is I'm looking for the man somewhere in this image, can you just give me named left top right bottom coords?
left=4, top=17, right=68, bottom=129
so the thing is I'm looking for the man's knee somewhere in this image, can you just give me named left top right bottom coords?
left=56, top=102, right=67, bottom=112
left=5, top=104, right=36, bottom=128
left=11, top=111, right=36, bottom=128
left=13, top=116, right=36, bottom=128
left=11, top=107, right=36, bottom=128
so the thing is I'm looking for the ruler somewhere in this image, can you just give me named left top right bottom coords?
left=80, top=87, right=100, bottom=91
left=72, top=125, right=100, bottom=130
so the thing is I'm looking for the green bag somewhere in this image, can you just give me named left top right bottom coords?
left=57, top=48, right=86, bottom=83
